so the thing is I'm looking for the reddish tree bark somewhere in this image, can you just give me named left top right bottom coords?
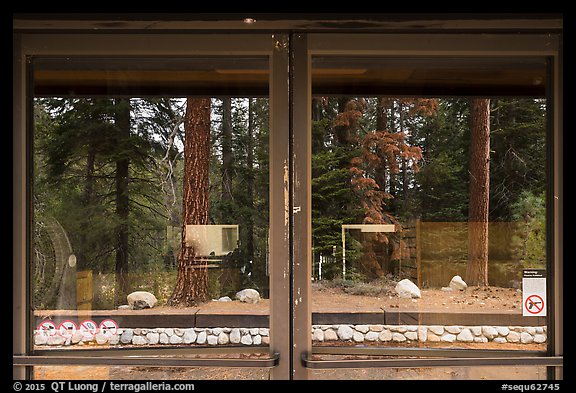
left=169, top=98, right=211, bottom=306
left=466, top=98, right=491, bottom=286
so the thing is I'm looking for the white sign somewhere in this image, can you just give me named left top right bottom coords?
left=98, top=319, right=118, bottom=338
left=58, top=320, right=78, bottom=338
left=522, top=269, right=546, bottom=317
left=79, top=319, right=98, bottom=339
left=37, top=320, right=57, bottom=337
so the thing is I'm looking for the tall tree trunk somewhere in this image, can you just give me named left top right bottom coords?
left=114, top=98, right=130, bottom=305
left=77, top=148, right=96, bottom=271
left=221, top=97, right=233, bottom=212
left=169, top=98, right=211, bottom=306
left=466, top=98, right=491, bottom=286
left=246, top=98, right=255, bottom=264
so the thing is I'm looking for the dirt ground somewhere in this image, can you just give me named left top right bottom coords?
left=140, top=284, right=524, bottom=314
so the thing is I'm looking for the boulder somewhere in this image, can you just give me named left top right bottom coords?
left=235, top=289, right=261, bottom=304
left=337, top=325, right=354, bottom=340
left=449, top=275, right=468, bottom=291
left=395, top=279, right=421, bottom=298
left=127, top=291, right=158, bottom=310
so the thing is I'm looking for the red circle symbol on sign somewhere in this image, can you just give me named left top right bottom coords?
left=525, top=294, right=544, bottom=314
left=98, top=319, right=118, bottom=337
left=58, top=320, right=78, bottom=338
left=79, top=319, right=98, bottom=338
left=37, top=320, right=57, bottom=337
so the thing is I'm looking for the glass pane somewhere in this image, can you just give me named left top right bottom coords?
left=310, top=56, right=549, bottom=363
left=31, top=57, right=271, bottom=374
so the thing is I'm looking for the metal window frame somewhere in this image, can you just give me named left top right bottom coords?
left=289, top=32, right=563, bottom=378
left=13, top=26, right=563, bottom=382
left=12, top=33, right=289, bottom=380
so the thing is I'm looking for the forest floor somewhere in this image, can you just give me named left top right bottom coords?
left=200, top=284, right=525, bottom=313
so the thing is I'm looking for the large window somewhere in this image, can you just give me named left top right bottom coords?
left=27, top=52, right=277, bottom=379
left=14, top=29, right=562, bottom=381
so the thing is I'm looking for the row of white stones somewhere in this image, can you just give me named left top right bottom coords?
left=312, top=324, right=547, bottom=344
left=34, top=324, right=546, bottom=346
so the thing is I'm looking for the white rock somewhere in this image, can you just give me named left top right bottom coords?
left=365, top=331, right=379, bottom=341
left=259, top=328, right=269, bottom=336
left=494, top=337, right=507, bottom=343
left=474, top=336, right=488, bottom=343
left=506, top=331, right=521, bottom=343
left=324, top=329, right=338, bottom=341
left=497, top=327, right=510, bottom=336
left=253, top=335, right=262, bottom=345
left=355, top=325, right=369, bottom=333
left=174, top=328, right=185, bottom=336
left=71, top=332, right=84, bottom=344
left=109, top=335, right=120, bottom=345
left=241, top=334, right=253, bottom=345
left=165, top=328, right=174, bottom=336
left=441, top=287, right=453, bottom=292
left=35, top=334, right=47, bottom=345
left=390, top=325, right=407, bottom=333
left=249, top=328, right=259, bottom=335
left=405, top=331, right=418, bottom=341
left=217, top=332, right=230, bottom=345
left=170, top=335, right=183, bottom=344
left=418, top=326, right=428, bottom=342
left=392, top=333, right=407, bottom=342
left=120, top=329, right=134, bottom=344
left=337, top=325, right=354, bottom=340
left=482, top=326, right=498, bottom=339
left=520, top=332, right=534, bottom=344
left=127, top=291, right=158, bottom=309
left=196, top=331, right=207, bottom=345
left=352, top=332, right=364, bottom=342
left=207, top=335, right=218, bottom=345
left=235, top=289, right=261, bottom=304
left=95, top=333, right=108, bottom=345
left=218, top=296, right=232, bottom=302
left=369, top=325, right=384, bottom=332
left=406, top=325, right=418, bottom=332
left=379, top=330, right=393, bottom=342
left=456, top=329, right=474, bottom=342
left=470, top=326, right=482, bottom=336
left=440, top=333, right=456, bottom=343
left=445, top=325, right=461, bottom=334
left=183, top=329, right=197, bottom=344
left=449, top=275, right=468, bottom=291
left=534, top=334, right=546, bottom=343
left=230, top=328, right=241, bottom=344
left=146, top=332, right=160, bottom=344
left=313, top=329, right=325, bottom=341
left=395, top=279, right=421, bottom=298
left=132, top=336, right=147, bottom=345
left=159, top=332, right=169, bottom=344
left=429, top=326, right=444, bottom=335
left=427, top=333, right=441, bottom=342
left=117, top=305, right=131, bottom=310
